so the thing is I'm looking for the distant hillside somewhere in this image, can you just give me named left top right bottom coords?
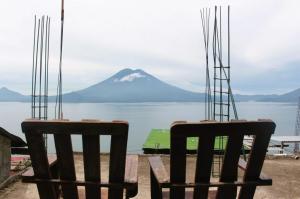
left=258, top=88, right=300, bottom=102
left=233, top=88, right=300, bottom=102
left=62, top=68, right=204, bottom=102
left=0, top=87, right=28, bottom=102
left=0, top=69, right=299, bottom=102
left=234, top=94, right=278, bottom=102
left=62, top=68, right=299, bottom=102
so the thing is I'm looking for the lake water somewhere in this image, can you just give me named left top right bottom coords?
left=0, top=102, right=297, bottom=153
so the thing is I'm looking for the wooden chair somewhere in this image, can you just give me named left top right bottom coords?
left=21, top=120, right=138, bottom=199
left=148, top=120, right=275, bottom=199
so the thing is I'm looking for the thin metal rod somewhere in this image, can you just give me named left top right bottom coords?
left=46, top=18, right=50, bottom=119
left=219, top=6, right=223, bottom=122
left=294, top=97, right=300, bottom=152
left=207, top=8, right=212, bottom=120
left=213, top=8, right=222, bottom=120
left=39, top=16, right=45, bottom=119
left=31, top=16, right=36, bottom=118
left=44, top=17, right=48, bottom=119
left=219, top=6, right=222, bottom=62
left=201, top=8, right=212, bottom=120
left=200, top=9, right=207, bottom=119
left=33, top=19, right=41, bottom=118
left=56, top=0, right=64, bottom=119
left=227, top=6, right=230, bottom=121
left=213, top=6, right=217, bottom=120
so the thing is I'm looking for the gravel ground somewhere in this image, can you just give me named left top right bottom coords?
left=0, top=154, right=299, bottom=199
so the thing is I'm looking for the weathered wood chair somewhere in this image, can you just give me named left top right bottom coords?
left=21, top=120, right=138, bottom=199
left=148, top=120, right=275, bottom=199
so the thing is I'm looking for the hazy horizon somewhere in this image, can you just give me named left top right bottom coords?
left=0, top=67, right=299, bottom=96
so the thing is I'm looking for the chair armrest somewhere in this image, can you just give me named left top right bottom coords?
left=22, top=155, right=58, bottom=182
left=148, top=156, right=169, bottom=184
left=125, top=155, right=138, bottom=184
left=125, top=155, right=139, bottom=198
left=238, top=158, right=272, bottom=183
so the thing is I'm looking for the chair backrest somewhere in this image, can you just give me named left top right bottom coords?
left=169, top=120, right=275, bottom=199
left=22, top=119, right=129, bottom=199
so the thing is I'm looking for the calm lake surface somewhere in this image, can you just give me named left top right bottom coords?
left=0, top=102, right=297, bottom=153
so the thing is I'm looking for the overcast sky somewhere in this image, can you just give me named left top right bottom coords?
left=0, top=0, right=299, bottom=95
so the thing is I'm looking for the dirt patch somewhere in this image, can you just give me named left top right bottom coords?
left=0, top=154, right=299, bottom=199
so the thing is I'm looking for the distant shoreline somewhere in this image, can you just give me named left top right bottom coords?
left=0, top=100, right=298, bottom=104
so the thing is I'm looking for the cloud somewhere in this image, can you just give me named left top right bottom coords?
left=0, top=0, right=299, bottom=95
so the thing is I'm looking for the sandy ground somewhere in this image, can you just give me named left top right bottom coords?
left=0, top=154, right=299, bottom=199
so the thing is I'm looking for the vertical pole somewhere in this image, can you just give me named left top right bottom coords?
left=213, top=6, right=217, bottom=121
left=202, top=9, right=207, bottom=120
left=227, top=6, right=230, bottom=121
left=33, top=19, right=41, bottom=119
left=44, top=17, right=48, bottom=119
left=201, top=8, right=211, bottom=120
left=32, top=16, right=36, bottom=118
left=46, top=18, right=50, bottom=119
left=58, top=0, right=64, bottom=119
left=219, top=6, right=222, bottom=122
left=207, top=8, right=212, bottom=120
left=295, top=97, right=300, bottom=152
left=39, top=16, right=44, bottom=119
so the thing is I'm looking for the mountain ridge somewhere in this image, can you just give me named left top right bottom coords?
left=62, top=68, right=204, bottom=102
left=0, top=87, right=28, bottom=102
left=0, top=69, right=299, bottom=102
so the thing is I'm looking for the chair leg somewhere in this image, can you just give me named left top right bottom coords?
left=50, top=163, right=61, bottom=198
left=36, top=183, right=58, bottom=199
left=150, top=169, right=163, bottom=199
left=125, top=185, right=138, bottom=199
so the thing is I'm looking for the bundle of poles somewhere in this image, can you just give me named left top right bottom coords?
left=31, top=0, right=65, bottom=151
left=31, top=15, right=50, bottom=121
left=200, top=6, right=238, bottom=121
left=31, top=15, right=50, bottom=150
left=200, top=6, right=245, bottom=176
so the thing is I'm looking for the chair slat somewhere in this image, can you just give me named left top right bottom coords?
left=193, top=134, right=215, bottom=199
left=148, top=156, right=169, bottom=183
left=25, top=132, right=57, bottom=199
left=170, top=130, right=186, bottom=199
left=125, top=155, right=139, bottom=183
left=82, top=134, right=100, bottom=199
left=216, top=133, right=244, bottom=199
left=108, top=124, right=128, bottom=199
left=54, top=133, right=78, bottom=199
left=238, top=126, right=274, bottom=199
